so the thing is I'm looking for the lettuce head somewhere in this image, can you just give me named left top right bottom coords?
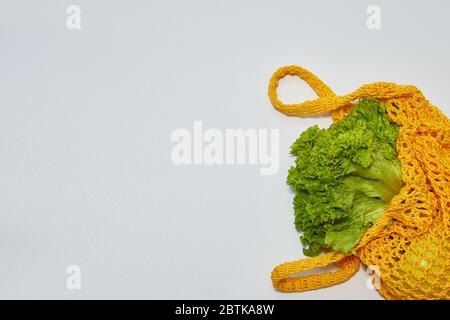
left=287, top=99, right=403, bottom=256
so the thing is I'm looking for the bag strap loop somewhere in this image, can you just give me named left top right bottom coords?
left=271, top=252, right=360, bottom=292
left=268, top=65, right=419, bottom=117
left=268, top=65, right=337, bottom=116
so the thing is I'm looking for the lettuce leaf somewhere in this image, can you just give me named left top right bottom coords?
left=287, top=99, right=403, bottom=256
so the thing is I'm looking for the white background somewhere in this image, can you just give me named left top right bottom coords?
left=1, top=0, right=449, bottom=299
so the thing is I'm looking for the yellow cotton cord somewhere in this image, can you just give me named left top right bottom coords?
left=269, top=65, right=450, bottom=300
left=271, top=252, right=360, bottom=292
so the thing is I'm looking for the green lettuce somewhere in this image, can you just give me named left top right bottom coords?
left=287, top=99, right=403, bottom=256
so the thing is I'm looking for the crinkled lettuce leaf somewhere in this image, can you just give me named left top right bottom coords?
left=287, top=99, right=403, bottom=256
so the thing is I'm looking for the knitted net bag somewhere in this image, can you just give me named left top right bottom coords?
left=269, top=66, right=450, bottom=300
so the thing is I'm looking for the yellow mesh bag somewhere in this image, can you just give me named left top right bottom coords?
left=269, top=65, right=450, bottom=300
